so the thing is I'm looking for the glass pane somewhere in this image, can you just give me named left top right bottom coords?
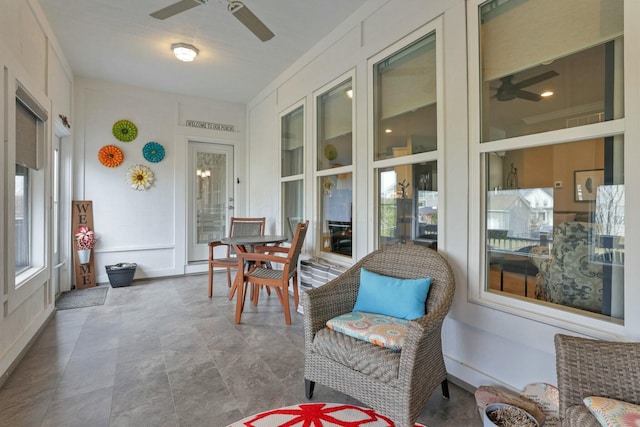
left=480, top=0, right=624, bottom=141
left=281, top=106, right=304, bottom=177
left=317, top=79, right=352, bottom=171
left=196, top=152, right=226, bottom=244
left=377, top=161, right=438, bottom=250
left=485, top=137, right=624, bottom=319
left=374, top=33, right=437, bottom=161
left=283, top=180, right=304, bottom=241
left=319, top=173, right=352, bottom=257
left=15, top=164, right=30, bottom=272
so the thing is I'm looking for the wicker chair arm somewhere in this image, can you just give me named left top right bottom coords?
left=302, top=273, right=360, bottom=344
left=564, top=405, right=600, bottom=427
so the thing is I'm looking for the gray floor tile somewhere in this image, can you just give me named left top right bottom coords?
left=42, top=386, right=112, bottom=427
left=0, top=272, right=482, bottom=427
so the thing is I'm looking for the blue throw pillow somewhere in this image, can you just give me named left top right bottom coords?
left=353, top=268, right=432, bottom=320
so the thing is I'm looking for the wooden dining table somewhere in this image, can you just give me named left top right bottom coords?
left=221, top=234, right=288, bottom=315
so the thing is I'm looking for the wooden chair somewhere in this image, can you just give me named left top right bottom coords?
left=207, top=217, right=265, bottom=297
left=234, top=220, right=309, bottom=324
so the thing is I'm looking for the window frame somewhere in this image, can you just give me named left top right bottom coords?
left=313, top=70, right=356, bottom=261
left=467, top=0, right=631, bottom=336
left=368, top=20, right=445, bottom=253
left=6, top=76, right=50, bottom=314
left=279, top=99, right=306, bottom=241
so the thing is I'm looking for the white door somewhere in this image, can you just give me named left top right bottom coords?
left=188, top=142, right=234, bottom=262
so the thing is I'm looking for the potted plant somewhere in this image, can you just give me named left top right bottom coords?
left=483, top=403, right=539, bottom=427
left=75, top=225, right=97, bottom=265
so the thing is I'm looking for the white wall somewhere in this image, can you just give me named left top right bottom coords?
left=0, top=0, right=73, bottom=382
left=74, top=78, right=247, bottom=282
left=246, top=0, right=640, bottom=393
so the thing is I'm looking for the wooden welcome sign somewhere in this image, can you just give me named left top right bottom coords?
left=72, top=200, right=96, bottom=289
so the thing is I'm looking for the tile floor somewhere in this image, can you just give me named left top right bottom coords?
left=0, top=274, right=482, bottom=427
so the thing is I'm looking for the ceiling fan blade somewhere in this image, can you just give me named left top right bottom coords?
left=228, top=1, right=275, bottom=42
left=513, top=70, right=559, bottom=90
left=150, top=0, right=205, bottom=20
left=515, top=89, right=542, bottom=102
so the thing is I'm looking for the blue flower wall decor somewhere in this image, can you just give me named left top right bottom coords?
left=142, top=142, right=165, bottom=163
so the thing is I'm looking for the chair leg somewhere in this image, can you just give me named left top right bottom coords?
left=235, top=279, right=247, bottom=324
left=441, top=379, right=450, bottom=399
left=305, top=379, right=315, bottom=399
left=208, top=263, right=214, bottom=298
left=226, top=268, right=232, bottom=288
left=292, top=273, right=299, bottom=309
left=281, top=285, right=291, bottom=325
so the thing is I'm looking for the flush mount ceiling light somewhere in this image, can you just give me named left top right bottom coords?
left=172, top=43, right=199, bottom=62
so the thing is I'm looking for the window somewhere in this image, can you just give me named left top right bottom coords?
left=371, top=29, right=440, bottom=251
left=377, top=162, right=438, bottom=249
left=477, top=0, right=624, bottom=321
left=317, top=79, right=352, bottom=170
left=14, top=84, right=47, bottom=284
left=315, top=74, right=354, bottom=258
left=280, top=104, right=304, bottom=241
left=15, top=164, right=30, bottom=273
left=479, top=0, right=623, bottom=141
left=374, top=34, right=437, bottom=161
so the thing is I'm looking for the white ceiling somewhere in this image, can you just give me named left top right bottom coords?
left=38, top=0, right=369, bottom=104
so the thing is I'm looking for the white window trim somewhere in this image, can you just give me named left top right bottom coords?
left=466, top=0, right=636, bottom=339
left=278, top=99, right=306, bottom=239
left=5, top=70, right=51, bottom=314
left=312, top=69, right=357, bottom=263
left=367, top=18, right=445, bottom=254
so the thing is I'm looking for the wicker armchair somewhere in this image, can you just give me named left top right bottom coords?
left=555, top=334, right=640, bottom=427
left=302, top=244, right=455, bottom=427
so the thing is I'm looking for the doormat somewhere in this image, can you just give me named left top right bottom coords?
left=55, top=286, right=109, bottom=310
left=227, top=403, right=427, bottom=426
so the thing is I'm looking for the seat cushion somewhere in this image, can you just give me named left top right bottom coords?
left=310, top=327, right=400, bottom=384
left=326, top=311, right=408, bottom=350
left=353, top=268, right=431, bottom=320
left=583, top=396, right=640, bottom=427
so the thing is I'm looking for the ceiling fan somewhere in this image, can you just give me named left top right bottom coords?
left=150, top=0, right=275, bottom=42
left=492, top=70, right=559, bottom=102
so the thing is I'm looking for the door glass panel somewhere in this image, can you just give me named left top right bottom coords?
left=196, top=152, right=226, bottom=244
left=377, top=161, right=438, bottom=250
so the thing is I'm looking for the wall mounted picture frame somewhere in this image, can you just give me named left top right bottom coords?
left=574, top=169, right=604, bottom=202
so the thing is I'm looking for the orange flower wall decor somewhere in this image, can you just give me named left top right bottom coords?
left=98, top=145, right=124, bottom=168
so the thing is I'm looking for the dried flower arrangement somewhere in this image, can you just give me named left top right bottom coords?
left=75, top=226, right=97, bottom=250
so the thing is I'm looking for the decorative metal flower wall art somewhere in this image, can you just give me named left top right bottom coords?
left=113, top=119, right=138, bottom=142
left=126, top=164, right=155, bottom=191
left=98, top=145, right=124, bottom=167
left=142, top=142, right=165, bottom=163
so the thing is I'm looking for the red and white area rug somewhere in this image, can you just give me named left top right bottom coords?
left=227, top=402, right=427, bottom=427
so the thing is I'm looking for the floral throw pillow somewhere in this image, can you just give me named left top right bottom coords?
left=326, top=311, right=408, bottom=350
left=583, top=396, right=640, bottom=427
